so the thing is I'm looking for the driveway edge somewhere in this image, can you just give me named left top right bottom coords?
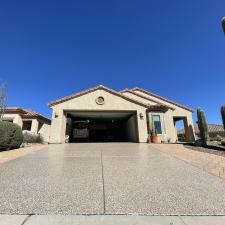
left=2, top=214, right=225, bottom=225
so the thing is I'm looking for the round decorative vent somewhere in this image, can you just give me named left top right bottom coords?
left=96, top=96, right=105, bottom=105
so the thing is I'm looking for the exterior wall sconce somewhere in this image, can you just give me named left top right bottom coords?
left=139, top=113, right=144, bottom=120
left=54, top=112, right=58, bottom=118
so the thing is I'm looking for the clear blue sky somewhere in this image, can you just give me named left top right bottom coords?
left=0, top=0, right=225, bottom=124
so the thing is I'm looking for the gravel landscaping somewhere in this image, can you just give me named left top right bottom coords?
left=184, top=142, right=225, bottom=157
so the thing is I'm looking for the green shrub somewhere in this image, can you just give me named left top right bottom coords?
left=0, top=121, right=23, bottom=151
left=23, top=131, right=43, bottom=143
left=177, top=133, right=186, bottom=142
left=221, top=139, right=225, bottom=146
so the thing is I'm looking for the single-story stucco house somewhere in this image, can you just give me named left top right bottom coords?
left=48, top=85, right=195, bottom=144
left=2, top=107, right=51, bottom=142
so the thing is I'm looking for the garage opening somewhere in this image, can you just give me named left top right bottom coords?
left=65, top=112, right=138, bottom=143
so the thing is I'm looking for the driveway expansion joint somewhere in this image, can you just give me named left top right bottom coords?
left=100, top=149, right=106, bottom=214
left=178, top=215, right=189, bottom=225
left=21, top=214, right=33, bottom=225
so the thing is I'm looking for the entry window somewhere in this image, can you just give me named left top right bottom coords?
left=153, top=115, right=162, bottom=134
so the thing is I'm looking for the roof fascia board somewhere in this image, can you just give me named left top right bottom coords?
left=131, top=87, right=194, bottom=112
left=121, top=89, right=174, bottom=110
left=48, top=85, right=150, bottom=109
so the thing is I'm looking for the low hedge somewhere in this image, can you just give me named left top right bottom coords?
left=23, top=130, right=43, bottom=143
left=0, top=121, right=23, bottom=151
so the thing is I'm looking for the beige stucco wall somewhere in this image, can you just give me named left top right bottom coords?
left=29, top=118, right=51, bottom=142
left=30, top=119, right=39, bottom=133
left=123, top=90, right=195, bottom=142
left=2, top=113, right=23, bottom=127
left=49, top=89, right=148, bottom=143
left=38, top=123, right=51, bottom=143
left=2, top=114, right=51, bottom=142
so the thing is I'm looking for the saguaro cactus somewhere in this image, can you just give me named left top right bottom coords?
left=221, top=105, right=225, bottom=130
left=197, top=108, right=209, bottom=146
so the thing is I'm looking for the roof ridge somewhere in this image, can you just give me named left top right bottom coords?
left=130, top=87, right=194, bottom=112
left=48, top=85, right=152, bottom=108
left=4, top=107, right=50, bottom=123
left=121, top=89, right=174, bottom=110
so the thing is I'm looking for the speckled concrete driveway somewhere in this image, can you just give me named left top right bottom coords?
left=0, top=143, right=225, bottom=215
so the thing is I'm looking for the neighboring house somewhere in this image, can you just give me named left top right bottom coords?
left=179, top=124, right=225, bottom=140
left=48, top=85, right=195, bottom=143
left=2, top=107, right=51, bottom=142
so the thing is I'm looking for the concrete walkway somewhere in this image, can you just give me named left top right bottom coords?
left=152, top=144, right=225, bottom=179
left=1, top=214, right=225, bottom=225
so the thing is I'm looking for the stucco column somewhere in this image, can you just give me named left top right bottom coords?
left=60, top=112, right=67, bottom=143
left=13, top=115, right=23, bottom=128
left=164, top=110, right=177, bottom=143
left=184, top=116, right=195, bottom=142
left=50, top=109, right=67, bottom=144
left=137, top=110, right=148, bottom=143
left=31, top=119, right=39, bottom=133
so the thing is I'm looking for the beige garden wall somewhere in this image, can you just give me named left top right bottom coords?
left=38, top=123, right=51, bottom=143
left=49, top=89, right=148, bottom=143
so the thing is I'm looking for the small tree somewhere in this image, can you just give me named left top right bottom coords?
left=197, top=108, right=209, bottom=146
left=221, top=105, right=225, bottom=130
left=0, top=82, right=7, bottom=120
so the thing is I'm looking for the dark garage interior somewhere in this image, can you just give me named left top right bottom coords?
left=65, top=112, right=138, bottom=143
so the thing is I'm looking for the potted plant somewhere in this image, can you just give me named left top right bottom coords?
left=149, top=115, right=160, bottom=143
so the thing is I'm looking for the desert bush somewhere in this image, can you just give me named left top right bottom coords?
left=221, top=139, right=225, bottom=146
left=215, top=135, right=223, bottom=142
left=0, top=121, right=23, bottom=151
left=177, top=133, right=186, bottom=142
left=23, top=131, right=43, bottom=143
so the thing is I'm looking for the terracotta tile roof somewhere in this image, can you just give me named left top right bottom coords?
left=131, top=87, right=194, bottom=112
left=4, top=108, right=51, bottom=124
left=121, top=89, right=175, bottom=110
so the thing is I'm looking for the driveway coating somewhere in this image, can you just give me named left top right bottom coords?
left=0, top=143, right=225, bottom=215
left=0, top=144, right=46, bottom=164
left=153, top=143, right=225, bottom=180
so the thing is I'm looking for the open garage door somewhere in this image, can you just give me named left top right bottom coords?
left=65, top=111, right=138, bottom=143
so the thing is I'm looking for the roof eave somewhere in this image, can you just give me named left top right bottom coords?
left=48, top=85, right=151, bottom=109
left=131, top=87, right=194, bottom=112
left=121, top=89, right=175, bottom=111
